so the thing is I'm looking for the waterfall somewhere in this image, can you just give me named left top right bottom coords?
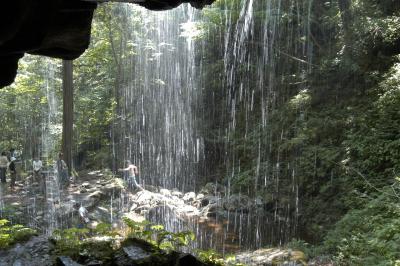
left=41, top=58, right=61, bottom=161
left=116, top=4, right=203, bottom=192
left=110, top=0, right=315, bottom=250
left=198, top=0, right=314, bottom=246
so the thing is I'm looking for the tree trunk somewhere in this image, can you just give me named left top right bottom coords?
left=338, top=0, right=352, bottom=49
left=62, top=60, right=73, bottom=174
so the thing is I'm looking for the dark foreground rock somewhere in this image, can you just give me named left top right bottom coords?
left=52, top=236, right=208, bottom=266
left=0, top=233, right=208, bottom=266
left=0, top=235, right=52, bottom=266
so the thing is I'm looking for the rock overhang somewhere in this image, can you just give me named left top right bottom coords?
left=0, top=0, right=214, bottom=88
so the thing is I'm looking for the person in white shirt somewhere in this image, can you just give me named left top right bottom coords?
left=73, top=201, right=89, bottom=227
left=33, top=157, right=43, bottom=182
left=33, top=156, right=45, bottom=192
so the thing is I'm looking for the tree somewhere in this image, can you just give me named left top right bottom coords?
left=62, top=60, right=73, bottom=174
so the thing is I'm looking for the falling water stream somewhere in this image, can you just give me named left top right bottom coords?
left=0, top=0, right=316, bottom=257
left=110, top=0, right=313, bottom=253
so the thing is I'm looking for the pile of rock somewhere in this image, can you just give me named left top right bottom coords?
left=235, top=248, right=307, bottom=266
left=54, top=236, right=207, bottom=266
left=0, top=236, right=52, bottom=266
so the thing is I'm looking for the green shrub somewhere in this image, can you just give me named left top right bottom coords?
left=323, top=178, right=400, bottom=265
left=0, top=219, right=36, bottom=249
left=122, top=217, right=195, bottom=251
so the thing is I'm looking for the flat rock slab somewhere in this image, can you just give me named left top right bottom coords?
left=123, top=245, right=152, bottom=261
left=56, top=256, right=83, bottom=266
left=236, top=248, right=306, bottom=266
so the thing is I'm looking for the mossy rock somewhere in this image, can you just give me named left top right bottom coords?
left=271, top=250, right=307, bottom=266
left=114, top=237, right=169, bottom=265
left=79, top=236, right=116, bottom=264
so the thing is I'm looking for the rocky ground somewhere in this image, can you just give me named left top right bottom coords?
left=0, top=170, right=314, bottom=265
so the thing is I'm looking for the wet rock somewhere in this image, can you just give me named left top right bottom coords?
left=80, top=237, right=116, bottom=264
left=144, top=185, right=159, bottom=193
left=123, top=212, right=146, bottom=223
left=134, top=190, right=154, bottom=205
left=183, top=192, right=196, bottom=202
left=115, top=238, right=168, bottom=265
left=200, top=203, right=219, bottom=217
left=199, top=182, right=224, bottom=196
left=130, top=203, right=138, bottom=211
left=194, top=195, right=219, bottom=210
left=88, top=170, right=102, bottom=176
left=92, top=206, right=110, bottom=221
left=56, top=256, right=83, bottom=266
left=102, top=179, right=124, bottom=197
left=176, top=205, right=198, bottom=215
left=88, top=190, right=106, bottom=201
left=160, top=188, right=172, bottom=197
left=0, top=236, right=52, bottom=266
left=123, top=245, right=152, bottom=260
left=236, top=248, right=307, bottom=266
left=81, top=182, right=91, bottom=189
left=200, top=198, right=209, bottom=207
left=176, top=253, right=206, bottom=266
left=12, top=259, right=23, bottom=266
left=85, top=260, right=103, bottom=266
left=172, top=191, right=183, bottom=198
left=222, top=194, right=251, bottom=212
left=196, top=193, right=205, bottom=200
left=171, top=195, right=183, bottom=203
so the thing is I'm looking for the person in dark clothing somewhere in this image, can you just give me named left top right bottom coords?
left=0, top=151, right=9, bottom=183
left=9, top=157, right=17, bottom=189
left=56, top=152, right=69, bottom=189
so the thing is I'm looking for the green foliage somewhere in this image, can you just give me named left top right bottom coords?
left=52, top=227, right=90, bottom=256
left=323, top=178, right=400, bottom=265
left=51, top=223, right=121, bottom=263
left=286, top=239, right=323, bottom=260
left=196, top=249, right=244, bottom=266
left=0, top=55, right=61, bottom=157
left=197, top=249, right=225, bottom=266
left=0, top=219, right=36, bottom=249
left=122, top=217, right=195, bottom=251
left=51, top=223, right=121, bottom=261
left=92, top=222, right=120, bottom=237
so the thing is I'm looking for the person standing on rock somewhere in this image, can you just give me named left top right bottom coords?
left=33, top=156, right=43, bottom=181
left=56, top=152, right=69, bottom=189
left=33, top=156, right=45, bottom=193
left=73, top=202, right=90, bottom=228
left=118, top=160, right=143, bottom=191
left=9, top=157, right=17, bottom=189
left=0, top=152, right=9, bottom=183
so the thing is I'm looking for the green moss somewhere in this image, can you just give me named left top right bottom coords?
left=0, top=219, right=37, bottom=249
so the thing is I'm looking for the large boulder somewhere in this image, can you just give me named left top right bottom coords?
left=222, top=194, right=252, bottom=212
left=114, top=238, right=168, bottom=265
left=235, top=248, right=307, bottom=266
left=182, top=192, right=196, bottom=203
left=199, top=182, right=225, bottom=196
left=55, top=256, right=83, bottom=266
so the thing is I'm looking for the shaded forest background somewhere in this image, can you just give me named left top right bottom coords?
left=1, top=0, right=400, bottom=264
